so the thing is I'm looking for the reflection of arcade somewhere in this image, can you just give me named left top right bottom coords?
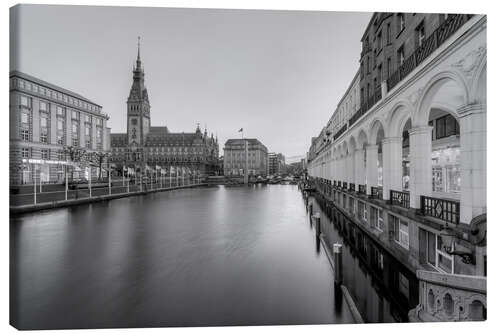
left=311, top=194, right=419, bottom=322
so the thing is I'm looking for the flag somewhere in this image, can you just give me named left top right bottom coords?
left=238, top=128, right=243, bottom=132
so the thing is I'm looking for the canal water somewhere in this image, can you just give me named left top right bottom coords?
left=10, top=185, right=354, bottom=329
left=307, top=193, right=419, bottom=323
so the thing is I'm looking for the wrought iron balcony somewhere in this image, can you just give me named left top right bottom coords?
left=420, top=195, right=460, bottom=224
left=387, top=14, right=472, bottom=92
left=390, top=190, right=410, bottom=209
left=333, top=124, right=347, bottom=141
left=371, top=186, right=383, bottom=200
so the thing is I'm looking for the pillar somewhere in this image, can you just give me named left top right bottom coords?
left=366, top=144, right=378, bottom=195
left=382, top=137, right=403, bottom=199
left=408, top=126, right=433, bottom=209
left=458, top=103, right=486, bottom=224
left=354, top=148, right=365, bottom=189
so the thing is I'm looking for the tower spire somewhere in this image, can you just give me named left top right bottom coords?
left=136, top=36, right=142, bottom=70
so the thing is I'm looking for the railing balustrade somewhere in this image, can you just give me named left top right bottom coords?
left=420, top=195, right=460, bottom=224
left=387, top=14, right=471, bottom=92
left=390, top=190, right=410, bottom=209
left=371, top=186, right=383, bottom=200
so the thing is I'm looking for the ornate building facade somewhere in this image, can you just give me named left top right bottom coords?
left=9, top=71, right=110, bottom=185
left=110, top=41, right=219, bottom=175
left=307, top=13, right=486, bottom=321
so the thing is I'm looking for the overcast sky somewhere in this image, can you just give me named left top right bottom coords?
left=11, top=4, right=371, bottom=163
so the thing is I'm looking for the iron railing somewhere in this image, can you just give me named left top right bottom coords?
left=333, top=124, right=348, bottom=141
left=387, top=14, right=472, bottom=92
left=390, top=190, right=410, bottom=209
left=371, top=186, right=383, bottom=200
left=420, top=195, right=460, bottom=224
left=349, top=85, right=382, bottom=127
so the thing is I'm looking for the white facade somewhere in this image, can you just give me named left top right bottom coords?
left=309, top=15, right=486, bottom=226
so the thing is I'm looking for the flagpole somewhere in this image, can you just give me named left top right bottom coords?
left=89, top=166, right=92, bottom=198
left=33, top=164, right=37, bottom=205
left=65, top=164, right=68, bottom=200
left=108, top=166, right=111, bottom=195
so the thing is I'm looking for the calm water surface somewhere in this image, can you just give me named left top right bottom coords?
left=11, top=185, right=354, bottom=329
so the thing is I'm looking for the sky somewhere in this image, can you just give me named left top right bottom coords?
left=11, top=4, right=371, bottom=163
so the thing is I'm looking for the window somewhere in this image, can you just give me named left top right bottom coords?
left=397, top=46, right=405, bottom=66
left=416, top=21, right=425, bottom=47
left=435, top=114, right=459, bottom=139
left=377, top=31, right=382, bottom=50
left=386, top=23, right=391, bottom=45
left=40, top=113, right=49, bottom=143
left=387, top=57, right=392, bottom=77
left=20, top=110, right=31, bottom=141
left=20, top=95, right=31, bottom=108
left=41, top=149, right=49, bottom=160
left=56, top=106, right=65, bottom=116
left=358, top=201, right=367, bottom=222
left=39, top=101, right=48, bottom=112
left=370, top=206, right=384, bottom=231
left=390, top=214, right=409, bottom=249
left=398, top=13, right=405, bottom=32
left=349, top=197, right=354, bottom=214
left=419, top=229, right=454, bottom=273
left=21, top=148, right=30, bottom=158
left=72, top=110, right=79, bottom=120
left=57, top=150, right=65, bottom=160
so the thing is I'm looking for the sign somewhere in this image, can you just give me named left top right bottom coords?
left=22, top=158, right=72, bottom=166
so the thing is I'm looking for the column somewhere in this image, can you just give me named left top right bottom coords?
left=354, top=148, right=365, bottom=189
left=366, top=145, right=378, bottom=195
left=408, top=126, right=433, bottom=209
left=458, top=103, right=486, bottom=224
left=382, top=137, right=403, bottom=200
left=348, top=153, right=355, bottom=184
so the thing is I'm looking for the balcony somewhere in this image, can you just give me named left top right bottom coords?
left=390, top=190, right=410, bottom=209
left=371, top=186, right=383, bottom=200
left=333, top=124, right=347, bottom=141
left=349, top=85, right=382, bottom=127
left=387, top=14, right=472, bottom=92
left=420, top=195, right=460, bottom=224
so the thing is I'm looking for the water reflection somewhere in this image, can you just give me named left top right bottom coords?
left=305, top=193, right=419, bottom=323
left=11, top=185, right=354, bottom=329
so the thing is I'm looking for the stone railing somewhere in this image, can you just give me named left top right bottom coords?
left=409, top=270, right=486, bottom=322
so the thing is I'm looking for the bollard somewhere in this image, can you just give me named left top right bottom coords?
left=333, top=243, right=343, bottom=284
left=312, top=213, right=321, bottom=236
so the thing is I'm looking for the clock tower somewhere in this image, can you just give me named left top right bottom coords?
left=127, top=37, right=151, bottom=149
